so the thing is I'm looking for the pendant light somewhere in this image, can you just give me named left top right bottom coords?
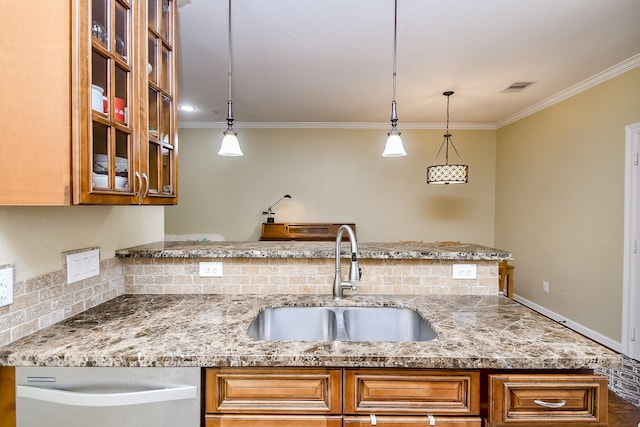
left=218, top=0, right=243, bottom=156
left=382, top=0, right=406, bottom=157
left=426, top=91, right=468, bottom=184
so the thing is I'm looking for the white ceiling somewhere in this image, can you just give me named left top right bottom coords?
left=175, top=0, right=640, bottom=127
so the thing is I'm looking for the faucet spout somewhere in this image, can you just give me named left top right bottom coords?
left=333, top=225, right=360, bottom=299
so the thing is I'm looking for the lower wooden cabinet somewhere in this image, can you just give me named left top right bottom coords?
left=205, top=368, right=481, bottom=426
left=344, top=369, right=480, bottom=416
left=205, top=368, right=341, bottom=414
left=344, top=416, right=482, bottom=426
left=205, top=415, right=343, bottom=427
left=204, top=368, right=609, bottom=427
left=488, top=373, right=608, bottom=426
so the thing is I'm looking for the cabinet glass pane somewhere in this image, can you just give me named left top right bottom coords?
left=92, top=122, right=109, bottom=189
left=148, top=0, right=158, bottom=32
left=161, top=45, right=171, bottom=92
left=161, top=0, right=172, bottom=41
left=115, top=65, right=129, bottom=125
left=91, top=0, right=108, bottom=46
left=115, top=1, right=129, bottom=61
left=148, top=87, right=159, bottom=139
left=162, top=147, right=172, bottom=194
left=91, top=52, right=108, bottom=114
left=148, top=36, right=157, bottom=84
left=160, top=95, right=171, bottom=143
left=115, top=131, right=130, bottom=190
left=148, top=143, right=159, bottom=193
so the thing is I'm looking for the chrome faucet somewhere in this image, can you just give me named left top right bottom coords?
left=333, top=224, right=361, bottom=299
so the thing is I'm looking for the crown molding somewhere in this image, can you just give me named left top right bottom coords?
left=497, top=53, right=640, bottom=128
left=178, top=121, right=497, bottom=130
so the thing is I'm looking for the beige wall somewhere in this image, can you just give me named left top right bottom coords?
left=0, top=206, right=164, bottom=282
left=165, top=127, right=497, bottom=244
left=495, top=67, right=640, bottom=342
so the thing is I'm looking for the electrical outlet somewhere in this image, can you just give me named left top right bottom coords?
left=199, top=262, right=223, bottom=277
left=0, top=267, right=14, bottom=308
left=452, top=264, right=477, bottom=279
left=543, top=281, right=550, bottom=293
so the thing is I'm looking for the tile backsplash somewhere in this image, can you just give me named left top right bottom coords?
left=0, top=258, right=124, bottom=347
left=121, top=258, right=499, bottom=296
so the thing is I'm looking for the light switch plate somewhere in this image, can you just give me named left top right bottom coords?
left=67, top=249, right=100, bottom=284
left=0, top=266, right=14, bottom=308
left=452, top=264, right=477, bottom=280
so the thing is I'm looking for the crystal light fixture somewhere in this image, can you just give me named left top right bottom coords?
left=382, top=0, right=406, bottom=157
left=218, top=0, right=243, bottom=156
left=426, top=91, right=468, bottom=184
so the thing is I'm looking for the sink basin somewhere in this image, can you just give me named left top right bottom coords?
left=247, top=306, right=436, bottom=342
left=247, top=307, right=337, bottom=341
left=343, top=307, right=437, bottom=342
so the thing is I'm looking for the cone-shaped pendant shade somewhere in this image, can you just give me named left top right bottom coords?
left=218, top=130, right=243, bottom=156
left=383, top=130, right=406, bottom=157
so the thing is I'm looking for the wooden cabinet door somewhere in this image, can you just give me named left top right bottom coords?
left=1, top=1, right=74, bottom=205
left=205, top=415, right=342, bottom=427
left=344, top=415, right=482, bottom=427
left=77, top=0, right=142, bottom=204
left=488, top=374, right=608, bottom=425
left=205, top=368, right=342, bottom=415
left=141, top=0, right=178, bottom=205
left=344, top=369, right=480, bottom=416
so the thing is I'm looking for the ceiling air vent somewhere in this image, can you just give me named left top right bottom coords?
left=503, top=81, right=535, bottom=92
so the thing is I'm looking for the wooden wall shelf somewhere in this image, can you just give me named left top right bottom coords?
left=260, top=223, right=356, bottom=241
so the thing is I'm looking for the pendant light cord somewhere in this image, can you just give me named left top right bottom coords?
left=433, top=91, right=463, bottom=165
left=390, top=0, right=398, bottom=125
left=226, top=0, right=234, bottom=130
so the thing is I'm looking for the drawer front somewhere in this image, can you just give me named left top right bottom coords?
left=205, top=368, right=341, bottom=414
left=344, top=415, right=482, bottom=426
left=488, top=374, right=608, bottom=425
left=205, top=415, right=343, bottom=427
left=344, top=369, right=480, bottom=415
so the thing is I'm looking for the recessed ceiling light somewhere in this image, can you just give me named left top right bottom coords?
left=179, top=105, right=197, bottom=112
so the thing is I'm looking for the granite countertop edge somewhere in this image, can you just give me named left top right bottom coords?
left=115, top=241, right=514, bottom=261
left=0, top=294, right=619, bottom=370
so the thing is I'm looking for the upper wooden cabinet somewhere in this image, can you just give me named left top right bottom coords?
left=0, top=0, right=178, bottom=205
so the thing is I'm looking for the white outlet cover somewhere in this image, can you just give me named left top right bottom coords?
left=0, top=267, right=14, bottom=308
left=452, top=264, right=477, bottom=280
left=199, top=262, right=223, bottom=277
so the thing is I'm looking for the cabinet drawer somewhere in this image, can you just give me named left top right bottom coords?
left=205, top=415, right=342, bottom=427
left=344, top=415, right=482, bottom=426
left=488, top=374, right=608, bottom=425
left=205, top=368, right=341, bottom=414
left=344, top=369, right=480, bottom=415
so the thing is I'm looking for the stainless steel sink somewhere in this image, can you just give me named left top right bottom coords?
left=246, top=307, right=337, bottom=341
left=342, top=307, right=437, bottom=342
left=247, top=306, right=436, bottom=342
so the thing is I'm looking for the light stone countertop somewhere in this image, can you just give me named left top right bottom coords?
left=115, top=241, right=513, bottom=261
left=0, top=294, right=619, bottom=369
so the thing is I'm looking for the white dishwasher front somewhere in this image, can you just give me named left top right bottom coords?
left=15, top=367, right=200, bottom=427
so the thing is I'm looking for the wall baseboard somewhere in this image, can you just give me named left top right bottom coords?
left=513, top=294, right=622, bottom=352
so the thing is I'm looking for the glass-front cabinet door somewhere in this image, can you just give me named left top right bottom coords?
left=143, top=0, right=177, bottom=204
left=81, top=0, right=137, bottom=203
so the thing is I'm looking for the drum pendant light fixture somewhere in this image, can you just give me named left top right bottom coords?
left=218, top=0, right=243, bottom=156
left=382, top=0, right=406, bottom=157
left=426, top=91, right=468, bottom=184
